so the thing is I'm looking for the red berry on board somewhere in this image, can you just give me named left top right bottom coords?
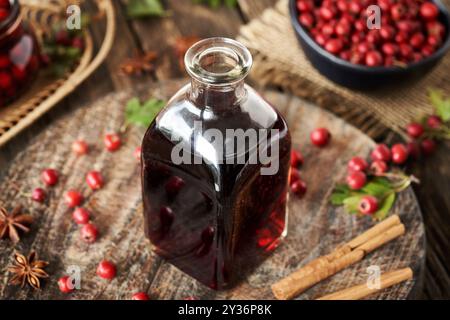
left=72, top=140, right=88, bottom=156
left=406, top=122, right=424, bottom=138
left=86, top=171, right=104, bottom=190
left=134, top=146, right=142, bottom=162
left=420, top=2, right=439, bottom=21
left=289, top=168, right=301, bottom=185
left=81, top=223, right=98, bottom=243
left=406, top=142, right=421, bottom=160
left=421, top=139, right=437, bottom=155
left=371, top=144, right=391, bottom=162
left=32, top=188, right=46, bottom=203
left=72, top=207, right=90, bottom=225
left=104, top=133, right=121, bottom=152
left=346, top=171, right=367, bottom=190
left=358, top=195, right=379, bottom=215
left=290, top=150, right=304, bottom=168
left=427, top=115, right=442, bottom=128
left=96, top=260, right=116, bottom=280
left=310, top=128, right=331, bottom=147
left=42, top=169, right=59, bottom=186
left=64, top=190, right=83, bottom=208
left=391, top=144, right=409, bottom=164
left=370, top=160, right=388, bottom=176
left=347, top=157, right=368, bottom=173
left=132, top=292, right=150, bottom=300
left=58, top=276, right=74, bottom=293
left=291, top=180, right=307, bottom=198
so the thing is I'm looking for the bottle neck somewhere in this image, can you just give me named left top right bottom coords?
left=189, top=77, right=246, bottom=109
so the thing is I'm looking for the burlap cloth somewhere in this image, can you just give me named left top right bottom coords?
left=237, top=0, right=450, bottom=139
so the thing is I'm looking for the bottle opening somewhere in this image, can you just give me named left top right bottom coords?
left=185, top=37, right=253, bottom=86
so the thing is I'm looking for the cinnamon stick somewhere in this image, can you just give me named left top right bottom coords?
left=271, top=216, right=405, bottom=300
left=316, top=268, right=413, bottom=300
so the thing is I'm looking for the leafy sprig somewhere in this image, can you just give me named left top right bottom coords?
left=123, top=97, right=166, bottom=131
left=429, top=89, right=450, bottom=122
left=331, top=173, right=417, bottom=221
left=126, top=0, right=166, bottom=18
left=192, top=0, right=238, bottom=8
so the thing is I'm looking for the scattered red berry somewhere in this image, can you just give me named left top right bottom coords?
left=421, top=139, right=437, bottom=155
left=370, top=160, right=388, bottom=176
left=134, top=146, right=142, bottom=162
left=31, top=188, right=46, bottom=203
left=347, top=157, right=368, bottom=173
left=104, top=133, right=121, bottom=152
left=427, top=115, right=442, bottom=128
left=41, top=169, right=59, bottom=186
left=310, top=128, right=330, bottom=147
left=72, top=207, right=90, bottom=225
left=371, top=144, right=391, bottom=162
left=289, top=168, right=301, bottom=185
left=358, top=195, right=379, bottom=215
left=290, top=150, right=304, bottom=168
left=291, top=179, right=307, bottom=197
left=406, top=122, right=424, bottom=138
left=64, top=190, right=83, bottom=208
left=81, top=223, right=98, bottom=243
left=96, top=260, right=116, bottom=280
left=86, top=171, right=104, bottom=190
left=346, top=171, right=367, bottom=190
left=391, top=143, right=409, bottom=164
left=72, top=140, right=89, bottom=156
left=132, top=292, right=150, bottom=300
left=58, top=276, right=74, bottom=294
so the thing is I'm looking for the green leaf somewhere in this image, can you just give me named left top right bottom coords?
left=126, top=0, right=165, bottom=18
left=343, top=195, right=364, bottom=214
left=374, top=193, right=396, bottom=221
left=330, top=184, right=352, bottom=205
left=429, top=89, right=450, bottom=122
left=193, top=0, right=238, bottom=8
left=361, top=177, right=393, bottom=198
left=125, top=97, right=166, bottom=128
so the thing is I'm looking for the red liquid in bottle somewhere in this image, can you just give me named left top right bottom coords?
left=141, top=38, right=291, bottom=289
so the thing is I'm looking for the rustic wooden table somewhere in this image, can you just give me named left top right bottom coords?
left=0, top=0, right=448, bottom=299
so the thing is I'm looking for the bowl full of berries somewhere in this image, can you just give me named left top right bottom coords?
left=289, top=0, right=450, bottom=89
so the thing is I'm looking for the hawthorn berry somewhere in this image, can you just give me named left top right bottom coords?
left=346, top=171, right=367, bottom=190
left=371, top=144, right=391, bottom=162
left=406, top=122, right=424, bottom=138
left=391, top=144, right=409, bottom=164
left=427, top=115, right=442, bottom=128
left=347, top=157, right=368, bottom=173
left=72, top=140, right=89, bottom=156
left=104, top=133, right=121, bottom=152
left=81, top=223, right=98, bottom=243
left=86, top=171, right=104, bottom=190
left=358, top=195, right=379, bottom=215
left=421, top=139, right=437, bottom=155
left=132, top=292, right=150, bottom=300
left=72, top=207, right=90, bottom=225
left=370, top=160, right=388, bottom=175
left=42, top=169, right=59, bottom=186
left=64, top=190, right=83, bottom=208
left=290, top=150, right=304, bottom=168
left=291, top=180, right=307, bottom=197
left=32, top=188, right=46, bottom=203
left=290, top=168, right=301, bottom=185
left=96, top=260, right=116, bottom=280
left=58, top=276, right=74, bottom=293
left=310, top=128, right=331, bottom=147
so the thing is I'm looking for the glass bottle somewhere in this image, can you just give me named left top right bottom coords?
left=0, top=0, right=40, bottom=107
left=141, top=38, right=291, bottom=290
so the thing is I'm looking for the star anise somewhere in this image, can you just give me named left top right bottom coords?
left=120, top=51, right=158, bottom=76
left=0, top=206, right=33, bottom=243
left=8, top=251, right=49, bottom=289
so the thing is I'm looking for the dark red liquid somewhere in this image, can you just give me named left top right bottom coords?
left=141, top=83, right=291, bottom=289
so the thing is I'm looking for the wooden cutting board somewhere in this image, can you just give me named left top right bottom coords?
left=0, top=79, right=425, bottom=300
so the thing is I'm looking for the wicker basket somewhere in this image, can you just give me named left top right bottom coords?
left=0, top=0, right=115, bottom=148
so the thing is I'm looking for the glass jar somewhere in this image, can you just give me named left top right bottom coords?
left=141, top=38, right=291, bottom=290
left=0, top=0, right=40, bottom=107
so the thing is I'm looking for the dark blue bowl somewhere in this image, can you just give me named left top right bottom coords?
left=289, top=0, right=450, bottom=90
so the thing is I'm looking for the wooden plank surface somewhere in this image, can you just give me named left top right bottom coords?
left=0, top=0, right=447, bottom=299
left=0, top=80, right=424, bottom=299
